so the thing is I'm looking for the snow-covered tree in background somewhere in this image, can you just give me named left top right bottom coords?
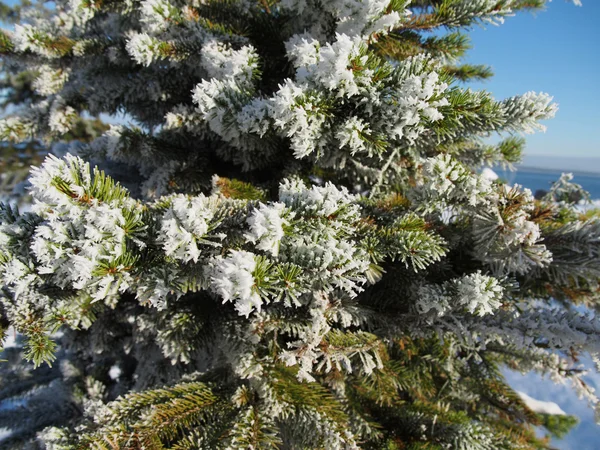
left=0, top=0, right=597, bottom=448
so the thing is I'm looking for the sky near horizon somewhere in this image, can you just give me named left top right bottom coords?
left=463, top=1, right=600, bottom=159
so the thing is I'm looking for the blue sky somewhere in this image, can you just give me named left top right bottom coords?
left=464, top=1, right=600, bottom=159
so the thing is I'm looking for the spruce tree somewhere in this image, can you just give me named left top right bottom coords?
left=0, top=0, right=597, bottom=448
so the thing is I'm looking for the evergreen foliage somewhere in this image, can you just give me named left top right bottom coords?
left=0, top=0, right=593, bottom=448
left=0, top=0, right=108, bottom=205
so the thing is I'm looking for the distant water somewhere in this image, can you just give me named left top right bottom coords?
left=500, top=168, right=600, bottom=199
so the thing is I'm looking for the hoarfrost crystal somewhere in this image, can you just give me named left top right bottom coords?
left=453, top=272, right=504, bottom=316
left=210, top=250, right=262, bottom=317
left=159, top=194, right=219, bottom=263
left=126, top=33, right=160, bottom=66
left=244, top=202, right=288, bottom=256
left=200, top=40, right=259, bottom=84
